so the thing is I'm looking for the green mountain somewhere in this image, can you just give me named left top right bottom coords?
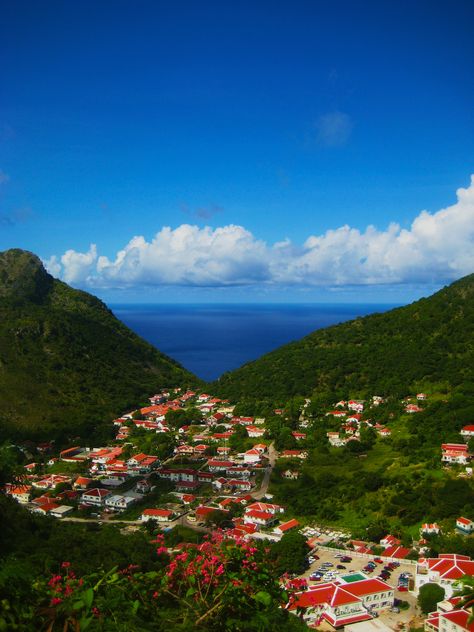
left=0, top=249, right=200, bottom=441
left=213, top=274, right=474, bottom=402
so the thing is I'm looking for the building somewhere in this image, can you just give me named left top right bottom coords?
left=141, top=508, right=174, bottom=522
left=286, top=578, right=393, bottom=628
left=456, top=517, right=474, bottom=535
left=416, top=554, right=474, bottom=598
left=441, top=444, right=471, bottom=465
left=81, top=488, right=111, bottom=506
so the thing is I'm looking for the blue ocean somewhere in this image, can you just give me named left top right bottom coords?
left=110, top=303, right=397, bottom=381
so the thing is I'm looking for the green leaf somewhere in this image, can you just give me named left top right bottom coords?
left=132, top=600, right=139, bottom=614
left=72, top=600, right=84, bottom=610
left=252, top=591, right=271, bottom=606
left=83, top=588, right=94, bottom=610
left=185, top=587, right=196, bottom=598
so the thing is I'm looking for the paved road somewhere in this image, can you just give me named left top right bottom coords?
left=253, top=443, right=277, bottom=500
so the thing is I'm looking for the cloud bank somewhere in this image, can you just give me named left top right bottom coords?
left=45, top=176, right=474, bottom=290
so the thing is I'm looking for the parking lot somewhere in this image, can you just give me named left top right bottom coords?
left=298, top=547, right=421, bottom=630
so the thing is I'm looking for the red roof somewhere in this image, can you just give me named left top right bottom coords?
left=461, top=424, right=474, bottom=432
left=276, top=518, right=299, bottom=532
left=245, top=509, right=274, bottom=521
left=344, top=578, right=391, bottom=596
left=142, top=509, right=172, bottom=518
left=457, top=516, right=473, bottom=526
left=442, top=610, right=474, bottom=631
left=383, top=545, right=411, bottom=559
left=424, top=554, right=474, bottom=580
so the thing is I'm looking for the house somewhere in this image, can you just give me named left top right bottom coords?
left=50, top=505, right=74, bottom=519
left=105, top=494, right=138, bottom=511
left=280, top=449, right=307, bottom=459
left=141, top=508, right=174, bottom=522
left=415, top=554, right=474, bottom=597
left=406, top=404, right=422, bottom=413
left=380, top=534, right=401, bottom=548
left=456, top=516, right=474, bottom=534
left=274, top=518, right=299, bottom=535
left=227, top=479, right=252, bottom=491
left=460, top=424, right=474, bottom=438
left=244, top=509, right=276, bottom=528
left=383, top=545, right=411, bottom=559
left=327, top=432, right=346, bottom=447
left=417, top=393, right=427, bottom=401
left=127, top=453, right=159, bottom=472
left=6, top=484, right=32, bottom=503
left=246, top=501, right=284, bottom=515
left=441, top=444, right=471, bottom=465
left=425, top=608, right=474, bottom=632
left=348, top=400, right=365, bottom=412
left=292, top=432, right=306, bottom=441
left=420, top=523, right=441, bottom=536
left=243, top=449, right=261, bottom=464
left=81, top=488, right=111, bottom=506
left=286, top=578, right=393, bottom=628
left=247, top=426, right=265, bottom=438
left=282, top=469, right=299, bottom=479
left=208, top=459, right=234, bottom=472
left=136, top=479, right=151, bottom=494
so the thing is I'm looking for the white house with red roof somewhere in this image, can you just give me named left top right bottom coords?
left=460, top=424, right=474, bottom=438
left=141, top=508, right=175, bottom=522
left=415, top=554, right=474, bottom=597
left=380, top=534, right=401, bottom=548
left=246, top=501, right=283, bottom=515
left=273, top=518, right=299, bottom=535
left=5, top=484, right=32, bottom=503
left=441, top=443, right=471, bottom=465
left=406, top=404, right=422, bottom=413
left=81, top=488, right=111, bottom=506
left=286, top=578, right=393, bottom=628
left=456, top=516, right=474, bottom=534
left=243, top=509, right=276, bottom=527
left=243, top=448, right=261, bottom=464
left=280, top=449, right=308, bottom=459
left=420, top=523, right=441, bottom=536
left=348, top=400, right=365, bottom=412
left=425, top=608, right=474, bottom=632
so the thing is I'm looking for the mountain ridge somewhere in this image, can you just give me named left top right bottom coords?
left=0, top=248, right=201, bottom=441
left=211, top=273, right=474, bottom=402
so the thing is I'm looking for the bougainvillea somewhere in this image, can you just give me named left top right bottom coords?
left=4, top=530, right=307, bottom=631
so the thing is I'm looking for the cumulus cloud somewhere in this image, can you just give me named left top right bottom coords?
left=315, top=111, right=353, bottom=147
left=44, top=176, right=474, bottom=289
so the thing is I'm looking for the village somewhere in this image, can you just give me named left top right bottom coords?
left=3, top=388, right=474, bottom=632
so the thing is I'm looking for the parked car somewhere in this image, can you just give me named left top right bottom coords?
left=374, top=557, right=383, bottom=563
left=336, top=564, right=346, bottom=570
left=340, top=556, right=352, bottom=562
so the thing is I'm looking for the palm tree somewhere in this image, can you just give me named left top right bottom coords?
left=454, top=574, right=474, bottom=623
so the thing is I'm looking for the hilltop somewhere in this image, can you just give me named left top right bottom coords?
left=0, top=249, right=200, bottom=441
left=212, top=273, right=474, bottom=402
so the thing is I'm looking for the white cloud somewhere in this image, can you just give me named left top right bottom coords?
left=44, top=176, right=474, bottom=289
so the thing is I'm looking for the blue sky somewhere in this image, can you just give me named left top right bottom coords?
left=0, top=0, right=473, bottom=303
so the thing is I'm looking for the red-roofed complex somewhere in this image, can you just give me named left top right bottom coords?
left=286, top=578, right=393, bottom=628
left=416, top=554, right=474, bottom=597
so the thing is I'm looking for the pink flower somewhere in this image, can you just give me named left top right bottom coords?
left=50, top=597, right=62, bottom=606
left=61, top=561, right=71, bottom=568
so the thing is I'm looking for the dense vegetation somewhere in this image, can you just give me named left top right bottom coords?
left=0, top=249, right=201, bottom=443
left=212, top=273, right=474, bottom=402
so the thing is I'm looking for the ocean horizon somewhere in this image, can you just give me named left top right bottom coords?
left=110, top=303, right=400, bottom=381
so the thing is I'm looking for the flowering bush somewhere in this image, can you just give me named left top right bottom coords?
left=12, top=531, right=307, bottom=631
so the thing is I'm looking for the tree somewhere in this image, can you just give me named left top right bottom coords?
left=270, top=531, right=309, bottom=575
left=418, top=583, right=445, bottom=614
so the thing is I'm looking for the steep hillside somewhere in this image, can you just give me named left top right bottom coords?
left=0, top=249, right=200, bottom=440
left=213, top=274, right=474, bottom=402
